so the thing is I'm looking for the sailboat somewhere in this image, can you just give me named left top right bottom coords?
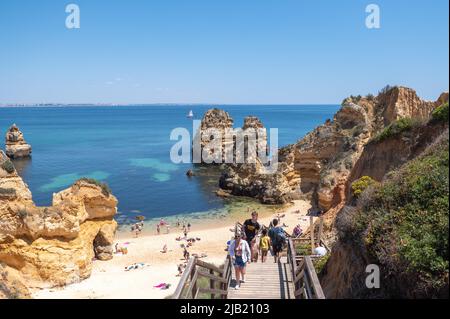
left=187, top=110, right=194, bottom=119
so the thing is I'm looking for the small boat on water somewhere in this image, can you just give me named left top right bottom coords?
left=187, top=110, right=194, bottom=118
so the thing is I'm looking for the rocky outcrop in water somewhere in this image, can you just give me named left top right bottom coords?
left=0, top=152, right=118, bottom=287
left=5, top=124, right=32, bottom=158
left=195, top=108, right=234, bottom=164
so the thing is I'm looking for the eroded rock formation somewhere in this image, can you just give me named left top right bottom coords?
left=5, top=124, right=32, bottom=158
left=219, top=86, right=448, bottom=210
left=195, top=108, right=234, bottom=164
left=0, top=151, right=118, bottom=287
left=0, top=263, right=31, bottom=299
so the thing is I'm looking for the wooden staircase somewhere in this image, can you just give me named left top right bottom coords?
left=227, top=256, right=294, bottom=299
left=173, top=222, right=325, bottom=300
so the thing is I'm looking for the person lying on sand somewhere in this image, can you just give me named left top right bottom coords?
left=191, top=253, right=208, bottom=259
left=124, top=263, right=149, bottom=271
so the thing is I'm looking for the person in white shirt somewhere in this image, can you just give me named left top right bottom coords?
left=228, top=234, right=251, bottom=290
left=314, top=243, right=327, bottom=257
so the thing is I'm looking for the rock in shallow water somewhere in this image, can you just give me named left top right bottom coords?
left=5, top=124, right=32, bottom=159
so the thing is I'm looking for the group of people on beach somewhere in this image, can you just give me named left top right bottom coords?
left=131, top=221, right=144, bottom=237
left=228, top=211, right=287, bottom=290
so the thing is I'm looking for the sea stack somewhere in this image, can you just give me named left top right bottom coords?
left=195, top=108, right=234, bottom=164
left=5, top=124, right=32, bottom=158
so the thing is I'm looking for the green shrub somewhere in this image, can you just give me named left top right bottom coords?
left=0, top=188, right=17, bottom=198
left=353, top=136, right=449, bottom=296
left=192, top=264, right=225, bottom=299
left=77, top=178, right=112, bottom=197
left=17, top=209, right=30, bottom=219
left=313, top=254, right=330, bottom=275
left=295, top=242, right=312, bottom=256
left=1, top=160, right=15, bottom=174
left=378, top=85, right=397, bottom=95
left=431, top=102, right=449, bottom=123
left=351, top=176, right=379, bottom=198
left=371, top=117, right=420, bottom=143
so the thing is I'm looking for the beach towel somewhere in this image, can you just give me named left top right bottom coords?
left=153, top=283, right=171, bottom=290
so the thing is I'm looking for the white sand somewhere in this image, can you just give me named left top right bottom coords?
left=32, top=200, right=312, bottom=299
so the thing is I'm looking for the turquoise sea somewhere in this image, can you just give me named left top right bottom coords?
left=0, top=105, right=339, bottom=225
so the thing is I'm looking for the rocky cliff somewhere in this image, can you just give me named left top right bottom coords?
left=219, top=86, right=448, bottom=210
left=0, top=152, right=118, bottom=287
left=0, top=263, right=31, bottom=299
left=320, top=124, right=449, bottom=298
left=5, top=124, right=32, bottom=158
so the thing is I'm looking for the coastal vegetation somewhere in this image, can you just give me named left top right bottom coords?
left=313, top=255, right=330, bottom=275
left=371, top=117, right=421, bottom=143
left=431, top=102, right=449, bottom=123
left=0, top=188, right=17, bottom=200
left=351, top=176, right=379, bottom=198
left=378, top=84, right=398, bottom=95
left=350, top=135, right=449, bottom=297
left=77, top=177, right=112, bottom=197
left=1, top=159, right=15, bottom=174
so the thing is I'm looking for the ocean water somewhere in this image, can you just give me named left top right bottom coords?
left=0, top=105, right=339, bottom=225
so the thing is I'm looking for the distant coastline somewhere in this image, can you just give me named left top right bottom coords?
left=0, top=103, right=340, bottom=108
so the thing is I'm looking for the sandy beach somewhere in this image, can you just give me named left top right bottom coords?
left=32, top=200, right=312, bottom=299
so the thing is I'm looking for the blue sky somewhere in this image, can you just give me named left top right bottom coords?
left=0, top=0, right=448, bottom=104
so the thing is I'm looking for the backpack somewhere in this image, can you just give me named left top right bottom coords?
left=271, top=227, right=286, bottom=247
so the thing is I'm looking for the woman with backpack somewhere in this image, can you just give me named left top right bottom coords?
left=268, top=218, right=286, bottom=263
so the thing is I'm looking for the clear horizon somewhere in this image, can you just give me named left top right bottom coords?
left=1, top=0, right=449, bottom=105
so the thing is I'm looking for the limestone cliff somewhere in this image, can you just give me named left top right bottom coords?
left=0, top=263, right=31, bottom=299
left=320, top=126, right=449, bottom=298
left=5, top=124, right=32, bottom=158
left=0, top=152, right=118, bottom=287
left=219, top=86, right=448, bottom=210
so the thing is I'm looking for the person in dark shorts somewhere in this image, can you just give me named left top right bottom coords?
left=229, top=234, right=251, bottom=290
left=269, top=218, right=286, bottom=263
left=243, top=211, right=260, bottom=243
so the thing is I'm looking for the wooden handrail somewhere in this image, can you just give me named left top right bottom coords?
left=172, top=257, right=196, bottom=299
left=173, top=254, right=233, bottom=299
left=175, top=221, right=326, bottom=300
left=287, top=238, right=326, bottom=299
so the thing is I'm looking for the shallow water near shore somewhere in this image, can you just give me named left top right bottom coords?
left=0, top=105, right=339, bottom=224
